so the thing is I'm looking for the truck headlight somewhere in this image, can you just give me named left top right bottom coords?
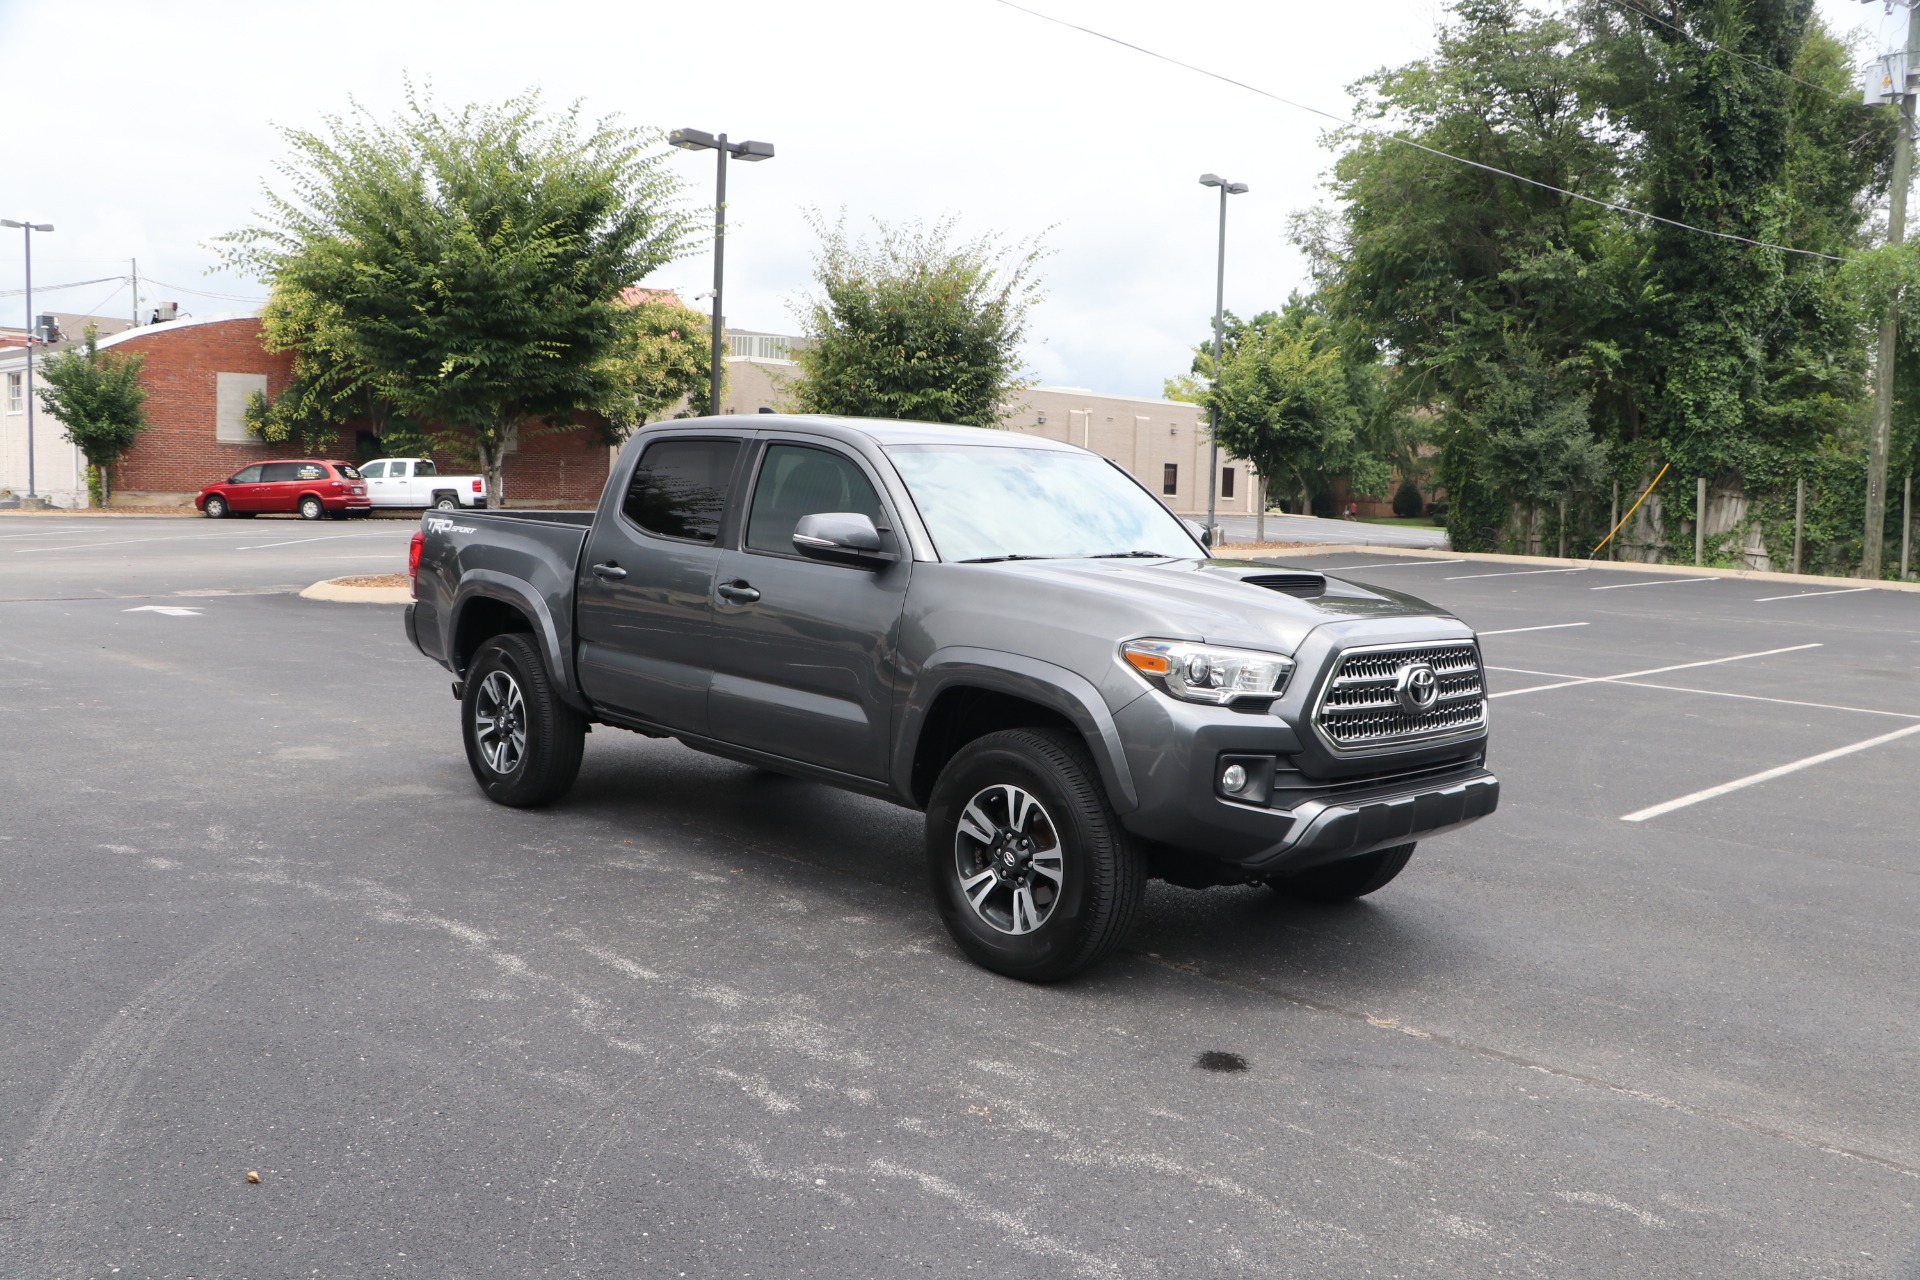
left=1121, top=639, right=1294, bottom=706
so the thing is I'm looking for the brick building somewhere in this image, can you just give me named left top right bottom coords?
left=0, top=314, right=611, bottom=508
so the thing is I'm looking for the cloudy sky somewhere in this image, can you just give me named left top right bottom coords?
left=0, top=0, right=1899, bottom=399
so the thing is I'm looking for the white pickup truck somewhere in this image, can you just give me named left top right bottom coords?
left=360, top=458, right=488, bottom=510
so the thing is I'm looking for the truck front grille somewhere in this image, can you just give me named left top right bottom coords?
left=1312, top=641, right=1486, bottom=752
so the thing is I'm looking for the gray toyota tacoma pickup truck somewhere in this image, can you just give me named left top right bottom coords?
left=405, top=416, right=1497, bottom=980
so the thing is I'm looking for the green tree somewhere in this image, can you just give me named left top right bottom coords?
left=793, top=214, right=1046, bottom=426
left=598, top=294, right=714, bottom=443
left=35, top=325, right=149, bottom=507
left=1205, top=309, right=1367, bottom=513
left=221, top=86, right=692, bottom=504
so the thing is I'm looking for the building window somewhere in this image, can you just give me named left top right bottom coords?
left=1162, top=463, right=1178, bottom=496
left=1221, top=467, right=1235, bottom=499
left=214, top=372, right=269, bottom=443
left=5, top=371, right=20, bottom=413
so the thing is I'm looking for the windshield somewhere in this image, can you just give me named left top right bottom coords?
left=886, top=444, right=1204, bottom=563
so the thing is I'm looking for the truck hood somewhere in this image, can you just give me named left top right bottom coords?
left=983, top=556, right=1459, bottom=652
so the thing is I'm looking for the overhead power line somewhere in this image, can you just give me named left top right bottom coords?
left=141, top=277, right=267, bottom=304
left=991, top=0, right=1850, bottom=262
left=0, top=274, right=124, bottom=299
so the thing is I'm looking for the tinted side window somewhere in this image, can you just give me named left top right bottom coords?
left=622, top=439, right=740, bottom=543
left=293, top=463, right=328, bottom=481
left=414, top=460, right=436, bottom=477
left=746, top=445, right=885, bottom=554
left=335, top=463, right=362, bottom=480
left=260, top=462, right=299, bottom=482
left=230, top=465, right=264, bottom=484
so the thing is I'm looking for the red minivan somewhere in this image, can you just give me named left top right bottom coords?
left=196, top=460, right=371, bottom=520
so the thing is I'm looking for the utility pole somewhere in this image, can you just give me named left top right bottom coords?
left=1865, top=0, right=1920, bottom=578
left=2, top=218, right=54, bottom=499
left=131, top=258, right=140, bottom=327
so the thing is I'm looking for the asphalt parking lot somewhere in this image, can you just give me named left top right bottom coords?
left=3, top=517, right=1917, bottom=1278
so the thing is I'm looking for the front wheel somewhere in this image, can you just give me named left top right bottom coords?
left=926, top=728, right=1145, bottom=982
left=461, top=633, right=586, bottom=807
left=298, top=495, right=324, bottom=521
left=203, top=495, right=228, bottom=519
left=1267, top=843, right=1415, bottom=903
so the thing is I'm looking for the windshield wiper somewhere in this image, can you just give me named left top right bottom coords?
left=1086, top=550, right=1177, bottom=559
left=958, top=553, right=1059, bottom=564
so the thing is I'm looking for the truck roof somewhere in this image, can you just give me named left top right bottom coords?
left=646, top=415, right=1081, bottom=452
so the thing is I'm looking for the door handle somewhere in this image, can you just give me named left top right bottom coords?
left=591, top=561, right=627, bottom=580
left=716, top=581, right=760, bottom=604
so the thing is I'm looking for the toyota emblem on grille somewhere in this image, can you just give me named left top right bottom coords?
left=1396, top=662, right=1440, bottom=714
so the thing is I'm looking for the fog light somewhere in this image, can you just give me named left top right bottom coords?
left=1220, top=763, right=1248, bottom=794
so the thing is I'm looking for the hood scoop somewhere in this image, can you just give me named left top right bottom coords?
left=1242, top=572, right=1327, bottom=599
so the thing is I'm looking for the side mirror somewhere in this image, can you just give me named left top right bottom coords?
left=1182, top=518, right=1213, bottom=550
left=792, top=512, right=896, bottom=569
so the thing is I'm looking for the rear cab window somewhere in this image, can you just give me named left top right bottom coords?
left=621, top=438, right=741, bottom=543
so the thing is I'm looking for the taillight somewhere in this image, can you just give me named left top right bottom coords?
left=329, top=481, right=343, bottom=492
left=408, top=529, right=425, bottom=598
left=472, top=479, right=483, bottom=493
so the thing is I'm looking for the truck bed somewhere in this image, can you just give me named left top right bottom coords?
left=410, top=509, right=598, bottom=680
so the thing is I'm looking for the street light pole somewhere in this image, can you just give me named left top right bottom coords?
left=3, top=218, right=55, bottom=499
left=1865, top=0, right=1920, bottom=577
left=671, top=129, right=776, bottom=418
left=1198, top=174, right=1247, bottom=543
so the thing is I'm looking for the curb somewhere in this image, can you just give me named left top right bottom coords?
left=1240, top=542, right=1920, bottom=595
left=300, top=578, right=411, bottom=604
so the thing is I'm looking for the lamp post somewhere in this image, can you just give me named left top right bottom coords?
left=670, top=129, right=775, bottom=418
left=1198, top=174, right=1247, bottom=542
left=2, top=218, right=54, bottom=499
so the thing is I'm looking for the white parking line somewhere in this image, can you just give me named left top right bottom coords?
left=1489, top=643, right=1822, bottom=699
left=12, top=532, right=258, bottom=554
left=1329, top=558, right=1467, bottom=570
left=1622, top=723, right=1920, bottom=822
left=1445, top=567, right=1591, bottom=581
left=0, top=527, right=115, bottom=541
left=236, top=533, right=407, bottom=550
left=1485, top=663, right=1920, bottom=721
left=1590, top=577, right=1719, bottom=591
left=1753, top=587, right=1874, bottom=602
left=1478, top=623, right=1590, bottom=636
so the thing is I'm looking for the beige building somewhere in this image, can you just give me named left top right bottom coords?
left=711, top=330, right=1261, bottom=518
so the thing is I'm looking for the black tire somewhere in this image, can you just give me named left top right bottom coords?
left=298, top=495, right=324, bottom=521
left=203, top=495, right=228, bottom=519
left=926, top=728, right=1145, bottom=982
left=1268, top=843, right=1415, bottom=903
left=461, top=634, right=587, bottom=807
left=434, top=493, right=458, bottom=510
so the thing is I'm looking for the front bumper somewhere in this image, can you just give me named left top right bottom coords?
left=1112, top=690, right=1497, bottom=874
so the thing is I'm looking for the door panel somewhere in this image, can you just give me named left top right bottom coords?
left=575, top=437, right=743, bottom=733
left=707, top=442, right=910, bottom=780
left=256, top=461, right=299, bottom=512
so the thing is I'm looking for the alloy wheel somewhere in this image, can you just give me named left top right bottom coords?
left=953, top=783, right=1065, bottom=935
left=473, top=670, right=528, bottom=774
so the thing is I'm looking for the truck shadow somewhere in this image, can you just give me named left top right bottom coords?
left=562, top=734, right=1463, bottom=996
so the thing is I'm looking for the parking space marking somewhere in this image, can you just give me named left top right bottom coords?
left=236, top=533, right=409, bottom=550
left=1478, top=623, right=1590, bottom=636
left=1485, top=664, right=1919, bottom=721
left=0, top=527, right=119, bottom=541
left=1489, top=643, right=1822, bottom=699
left=1622, top=723, right=1920, bottom=822
left=1445, top=567, right=1591, bottom=581
left=12, top=532, right=268, bottom=554
left=1328, top=558, right=1466, bottom=570
left=1753, top=587, right=1875, bottom=602
left=1590, top=577, right=1719, bottom=591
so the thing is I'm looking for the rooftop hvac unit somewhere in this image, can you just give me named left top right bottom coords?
left=150, top=301, right=179, bottom=323
left=34, top=314, right=61, bottom=343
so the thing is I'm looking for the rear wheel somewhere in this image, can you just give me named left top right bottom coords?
left=298, top=495, right=324, bottom=521
left=1267, top=843, right=1415, bottom=903
left=434, top=493, right=458, bottom=510
left=203, top=495, right=228, bottom=519
left=926, top=728, right=1144, bottom=982
left=461, top=633, right=586, bottom=807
